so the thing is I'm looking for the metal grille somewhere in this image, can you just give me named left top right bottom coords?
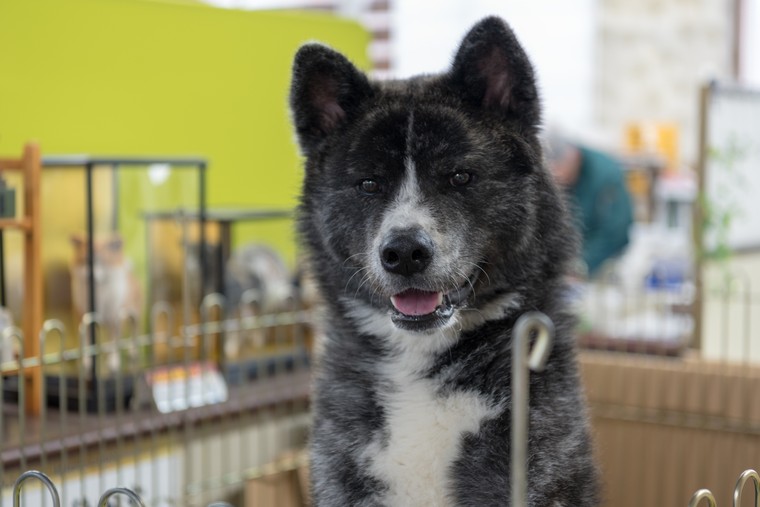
left=1, top=294, right=311, bottom=506
left=579, top=260, right=760, bottom=506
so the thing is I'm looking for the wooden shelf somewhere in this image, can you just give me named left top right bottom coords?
left=0, top=143, right=42, bottom=416
left=0, top=217, right=31, bottom=231
left=0, top=364, right=40, bottom=378
left=0, top=160, right=24, bottom=172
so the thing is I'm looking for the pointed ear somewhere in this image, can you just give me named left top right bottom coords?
left=289, top=44, right=373, bottom=156
left=449, top=17, right=541, bottom=127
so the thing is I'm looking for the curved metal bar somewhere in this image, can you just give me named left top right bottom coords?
left=42, top=320, right=69, bottom=388
left=201, top=292, right=227, bottom=322
left=2, top=326, right=24, bottom=361
left=118, top=311, right=139, bottom=349
left=40, top=319, right=67, bottom=364
left=201, top=292, right=227, bottom=361
left=734, top=469, right=760, bottom=507
left=97, top=487, right=146, bottom=507
left=78, top=312, right=103, bottom=375
left=150, top=300, right=175, bottom=329
left=149, top=301, right=174, bottom=369
left=119, top=310, right=139, bottom=333
left=240, top=288, right=264, bottom=348
left=240, top=287, right=263, bottom=311
left=524, top=313, right=555, bottom=371
left=39, top=319, right=66, bottom=498
left=41, top=319, right=69, bottom=506
left=79, top=312, right=103, bottom=340
left=510, top=311, right=555, bottom=507
left=4, top=328, right=28, bottom=470
left=13, top=470, right=61, bottom=507
left=689, top=489, right=718, bottom=507
left=117, top=311, right=140, bottom=370
left=77, top=312, right=101, bottom=498
left=151, top=300, right=175, bottom=344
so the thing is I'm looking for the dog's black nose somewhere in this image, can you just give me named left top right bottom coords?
left=380, top=230, right=434, bottom=276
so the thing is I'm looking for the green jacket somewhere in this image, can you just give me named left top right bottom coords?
left=567, top=146, right=633, bottom=276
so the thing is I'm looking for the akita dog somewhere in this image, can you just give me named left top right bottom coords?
left=289, top=16, right=599, bottom=507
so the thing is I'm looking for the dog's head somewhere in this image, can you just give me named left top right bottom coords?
left=291, top=17, right=574, bottom=337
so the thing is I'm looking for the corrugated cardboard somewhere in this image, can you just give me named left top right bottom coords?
left=245, top=470, right=305, bottom=507
left=580, top=351, right=760, bottom=507
left=245, top=452, right=310, bottom=507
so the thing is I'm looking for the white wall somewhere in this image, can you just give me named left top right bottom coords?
left=391, top=0, right=597, bottom=137
left=595, top=0, right=734, bottom=162
left=390, top=0, right=738, bottom=161
left=740, top=0, right=760, bottom=86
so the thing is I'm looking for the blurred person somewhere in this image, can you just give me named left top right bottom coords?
left=545, top=133, right=634, bottom=277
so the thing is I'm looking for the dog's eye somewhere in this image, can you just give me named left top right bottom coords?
left=358, top=178, right=382, bottom=195
left=449, top=171, right=472, bottom=187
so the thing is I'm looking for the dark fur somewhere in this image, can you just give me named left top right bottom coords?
left=290, top=16, right=600, bottom=507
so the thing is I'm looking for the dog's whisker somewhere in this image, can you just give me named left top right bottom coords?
left=449, top=266, right=478, bottom=301
left=345, top=266, right=369, bottom=293
left=464, top=260, right=491, bottom=287
left=354, top=272, right=374, bottom=298
left=342, top=252, right=367, bottom=268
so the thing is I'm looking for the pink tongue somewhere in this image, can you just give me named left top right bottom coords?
left=391, top=289, right=442, bottom=316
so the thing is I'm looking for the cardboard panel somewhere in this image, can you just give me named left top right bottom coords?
left=581, top=352, right=760, bottom=507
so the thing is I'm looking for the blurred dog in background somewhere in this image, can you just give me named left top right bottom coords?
left=71, top=233, right=142, bottom=372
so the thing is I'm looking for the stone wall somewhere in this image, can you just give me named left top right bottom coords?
left=594, top=0, right=734, bottom=162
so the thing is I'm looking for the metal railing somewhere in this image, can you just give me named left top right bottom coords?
left=1, top=293, right=311, bottom=506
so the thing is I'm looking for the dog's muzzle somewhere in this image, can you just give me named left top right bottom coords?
left=376, top=228, right=476, bottom=332
left=378, top=227, right=474, bottom=331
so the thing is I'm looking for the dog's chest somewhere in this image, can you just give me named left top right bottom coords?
left=365, top=366, right=500, bottom=507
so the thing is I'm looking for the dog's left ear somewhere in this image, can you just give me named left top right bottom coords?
left=448, top=17, right=541, bottom=128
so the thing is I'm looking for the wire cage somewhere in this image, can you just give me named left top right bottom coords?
left=1, top=288, right=311, bottom=506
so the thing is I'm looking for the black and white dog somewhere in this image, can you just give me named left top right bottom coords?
left=289, top=16, right=600, bottom=507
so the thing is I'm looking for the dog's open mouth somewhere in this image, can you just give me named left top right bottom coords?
left=389, top=278, right=475, bottom=331
left=391, top=289, right=443, bottom=317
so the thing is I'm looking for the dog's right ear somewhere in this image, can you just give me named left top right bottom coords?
left=289, top=44, right=373, bottom=157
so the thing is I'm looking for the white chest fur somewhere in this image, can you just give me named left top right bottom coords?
left=366, top=361, right=500, bottom=507
left=343, top=300, right=505, bottom=506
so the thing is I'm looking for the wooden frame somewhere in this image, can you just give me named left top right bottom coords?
left=0, top=142, right=43, bottom=415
